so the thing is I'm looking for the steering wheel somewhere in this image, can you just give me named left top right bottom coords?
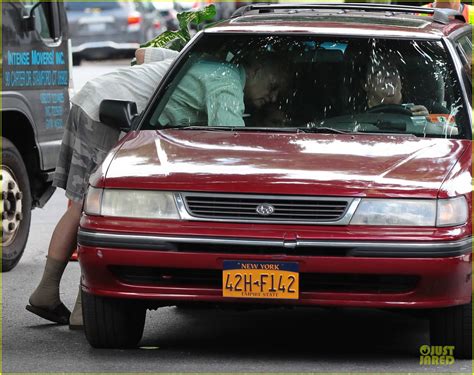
left=367, top=104, right=413, bottom=116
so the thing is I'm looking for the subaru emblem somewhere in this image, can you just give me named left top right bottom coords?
left=256, top=204, right=275, bottom=216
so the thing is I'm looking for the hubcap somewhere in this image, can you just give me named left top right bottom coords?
left=1, top=166, right=23, bottom=246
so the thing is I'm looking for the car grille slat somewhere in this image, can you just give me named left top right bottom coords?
left=187, top=201, right=262, bottom=206
left=191, top=210, right=263, bottom=215
left=190, top=205, right=257, bottom=211
left=182, top=193, right=352, bottom=223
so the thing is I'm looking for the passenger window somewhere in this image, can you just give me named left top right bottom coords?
left=457, top=35, right=472, bottom=58
left=455, top=34, right=472, bottom=90
left=22, top=1, right=61, bottom=42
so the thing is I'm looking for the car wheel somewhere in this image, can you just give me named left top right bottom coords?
left=82, top=290, right=146, bottom=349
left=1, top=138, right=32, bottom=272
left=430, top=302, right=472, bottom=359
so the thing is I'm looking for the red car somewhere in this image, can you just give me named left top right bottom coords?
left=78, top=3, right=472, bottom=355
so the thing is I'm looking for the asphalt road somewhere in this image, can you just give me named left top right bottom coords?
left=1, top=60, right=472, bottom=373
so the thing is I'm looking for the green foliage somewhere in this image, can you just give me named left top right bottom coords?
left=140, top=4, right=217, bottom=51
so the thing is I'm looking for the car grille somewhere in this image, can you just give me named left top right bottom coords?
left=181, top=193, right=352, bottom=224
left=110, top=266, right=419, bottom=294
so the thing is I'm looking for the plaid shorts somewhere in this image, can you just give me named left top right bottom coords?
left=52, top=105, right=120, bottom=202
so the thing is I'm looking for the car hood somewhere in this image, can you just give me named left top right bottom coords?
left=101, top=130, right=469, bottom=198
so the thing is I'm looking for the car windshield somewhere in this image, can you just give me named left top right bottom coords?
left=145, top=34, right=469, bottom=139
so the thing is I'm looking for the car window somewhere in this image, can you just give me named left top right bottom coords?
left=457, top=34, right=472, bottom=55
left=64, top=1, right=122, bottom=11
left=22, top=1, right=57, bottom=41
left=135, top=1, right=156, bottom=13
left=145, top=34, right=469, bottom=140
left=456, top=34, right=472, bottom=69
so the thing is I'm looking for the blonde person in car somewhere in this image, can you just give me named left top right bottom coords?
left=26, top=47, right=178, bottom=329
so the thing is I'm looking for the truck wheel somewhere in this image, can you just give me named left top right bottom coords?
left=82, top=290, right=146, bottom=349
left=1, top=138, right=32, bottom=272
left=430, top=302, right=472, bottom=359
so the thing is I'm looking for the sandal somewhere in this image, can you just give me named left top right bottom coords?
left=25, top=302, right=71, bottom=325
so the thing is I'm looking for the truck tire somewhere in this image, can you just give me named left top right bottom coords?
left=430, top=302, right=472, bottom=359
left=1, top=138, right=32, bottom=272
left=82, top=290, right=146, bottom=349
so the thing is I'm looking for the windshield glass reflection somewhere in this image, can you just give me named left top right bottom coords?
left=146, top=34, right=468, bottom=140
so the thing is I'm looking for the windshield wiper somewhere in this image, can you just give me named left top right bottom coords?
left=160, top=126, right=302, bottom=133
left=160, top=125, right=234, bottom=131
left=297, top=126, right=350, bottom=134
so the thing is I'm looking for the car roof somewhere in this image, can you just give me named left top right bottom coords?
left=205, top=4, right=471, bottom=40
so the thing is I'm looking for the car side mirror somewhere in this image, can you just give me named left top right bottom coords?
left=99, top=100, right=138, bottom=132
left=22, top=1, right=42, bottom=32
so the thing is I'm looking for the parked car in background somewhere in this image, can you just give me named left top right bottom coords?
left=79, top=3, right=472, bottom=359
left=175, top=1, right=236, bottom=20
left=174, top=0, right=200, bottom=12
left=152, top=2, right=179, bottom=31
left=66, top=1, right=163, bottom=65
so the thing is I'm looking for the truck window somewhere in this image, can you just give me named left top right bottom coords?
left=22, top=0, right=61, bottom=41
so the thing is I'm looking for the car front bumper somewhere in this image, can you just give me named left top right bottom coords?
left=78, top=229, right=472, bottom=309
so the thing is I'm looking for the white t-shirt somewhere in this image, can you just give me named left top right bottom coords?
left=71, top=48, right=179, bottom=122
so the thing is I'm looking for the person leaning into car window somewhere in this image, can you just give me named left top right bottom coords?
left=25, top=48, right=178, bottom=329
left=364, top=62, right=430, bottom=117
left=158, top=54, right=289, bottom=127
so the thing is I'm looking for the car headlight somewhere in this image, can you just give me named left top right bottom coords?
left=84, top=188, right=180, bottom=219
left=350, top=199, right=436, bottom=226
left=350, top=197, right=468, bottom=227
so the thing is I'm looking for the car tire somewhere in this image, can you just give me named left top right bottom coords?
left=430, top=302, right=472, bottom=359
left=1, top=138, right=32, bottom=272
left=82, top=290, right=146, bottom=349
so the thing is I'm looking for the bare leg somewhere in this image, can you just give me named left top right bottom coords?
left=28, top=201, right=82, bottom=310
left=47, top=201, right=83, bottom=262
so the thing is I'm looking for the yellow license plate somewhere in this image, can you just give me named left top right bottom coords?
left=223, top=261, right=299, bottom=300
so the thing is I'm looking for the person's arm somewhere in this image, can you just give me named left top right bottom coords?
left=135, top=48, right=179, bottom=65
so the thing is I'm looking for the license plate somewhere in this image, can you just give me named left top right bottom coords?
left=223, top=261, right=299, bottom=300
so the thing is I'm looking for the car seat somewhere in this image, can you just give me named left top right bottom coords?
left=290, top=48, right=345, bottom=124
